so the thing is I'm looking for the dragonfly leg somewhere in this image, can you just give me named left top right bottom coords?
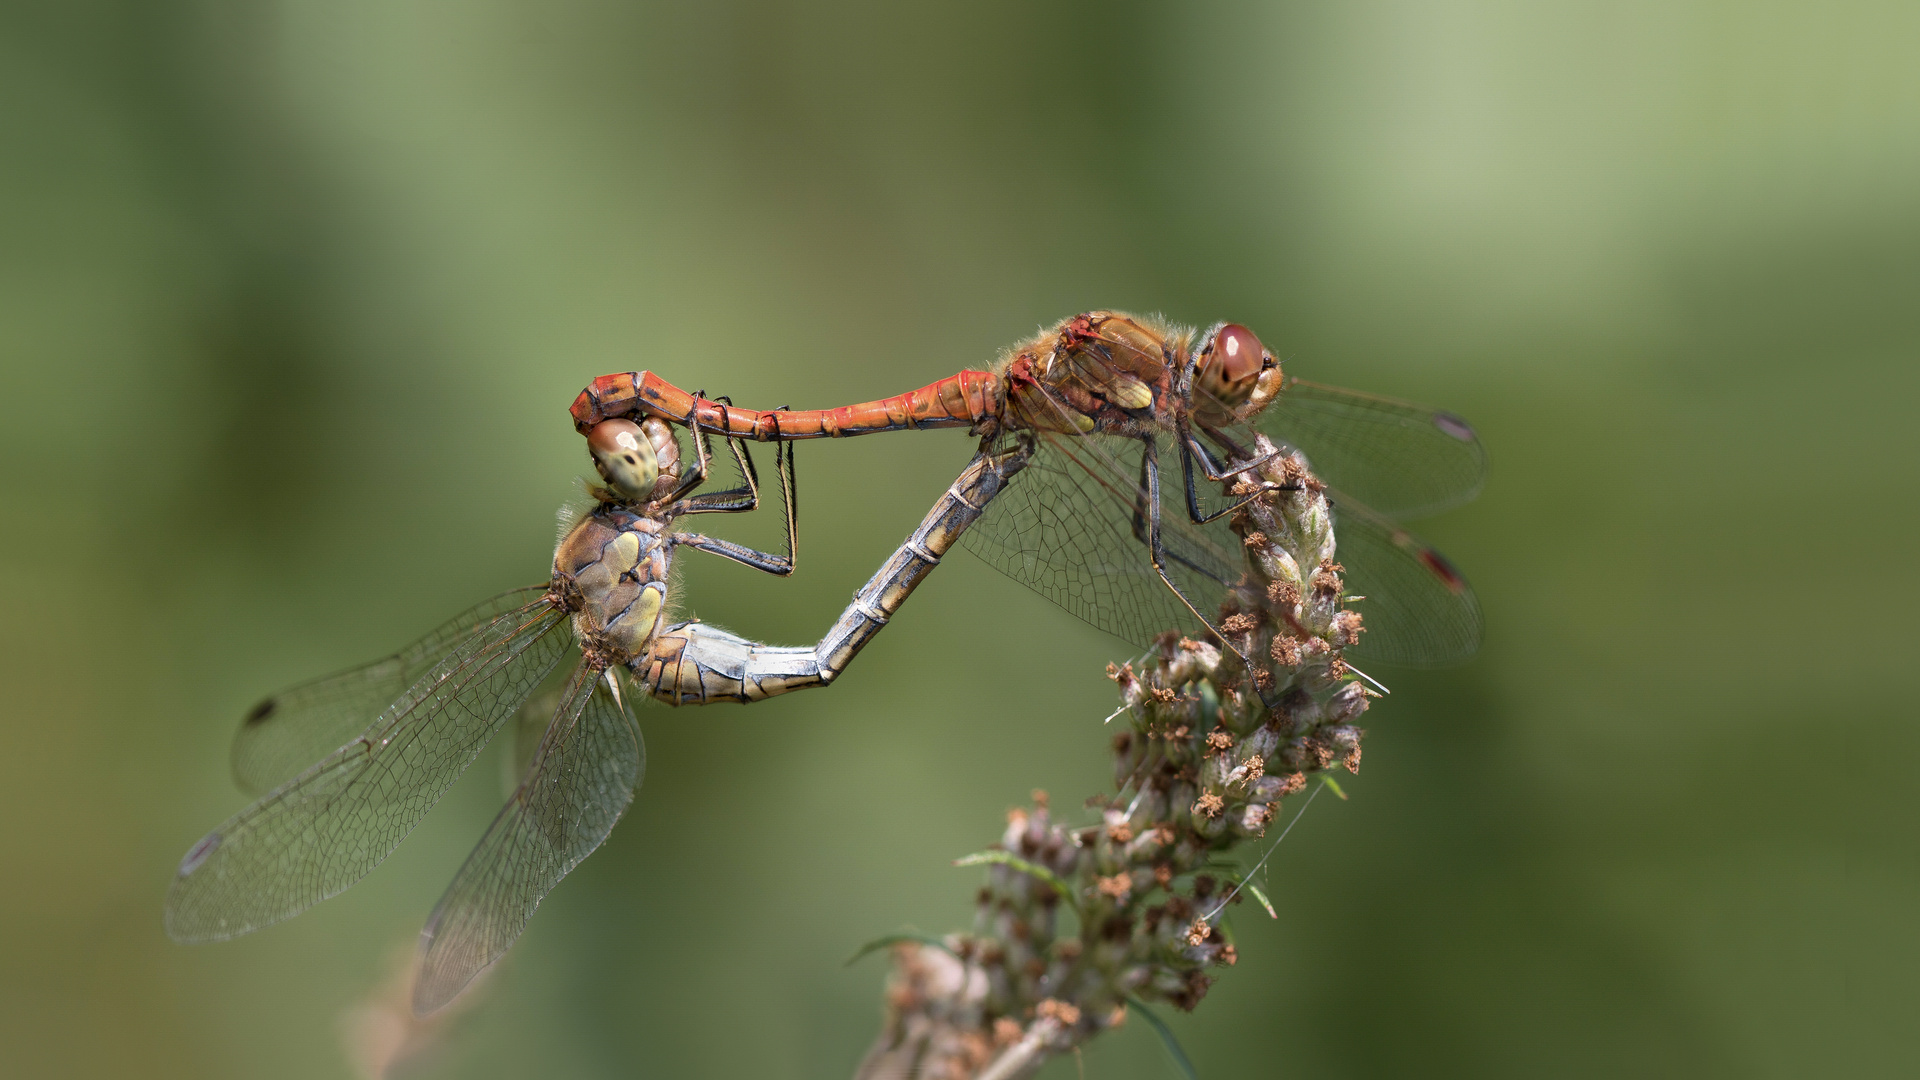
left=654, top=394, right=722, bottom=505
left=1175, top=417, right=1290, bottom=525
left=1134, top=436, right=1260, bottom=672
left=1178, top=435, right=1272, bottom=526
left=670, top=530, right=794, bottom=577
left=671, top=435, right=799, bottom=573
left=634, top=438, right=1032, bottom=704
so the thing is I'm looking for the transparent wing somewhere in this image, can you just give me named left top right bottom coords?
left=501, top=685, right=565, bottom=799
left=414, top=665, right=643, bottom=1014
left=961, top=428, right=1245, bottom=652
left=1259, top=377, right=1487, bottom=521
left=165, top=601, right=572, bottom=944
left=229, top=588, right=551, bottom=795
left=1328, top=492, right=1483, bottom=666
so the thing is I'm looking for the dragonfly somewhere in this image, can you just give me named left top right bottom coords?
left=570, top=311, right=1484, bottom=668
left=167, top=410, right=1032, bottom=1014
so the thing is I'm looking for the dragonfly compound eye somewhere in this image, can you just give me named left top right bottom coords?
left=1213, top=324, right=1266, bottom=385
left=586, top=419, right=660, bottom=502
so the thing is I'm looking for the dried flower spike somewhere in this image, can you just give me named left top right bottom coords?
left=856, top=442, right=1377, bottom=1080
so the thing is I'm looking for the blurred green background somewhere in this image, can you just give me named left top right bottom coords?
left=3, top=1, right=1916, bottom=1077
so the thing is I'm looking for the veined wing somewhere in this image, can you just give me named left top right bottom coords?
left=165, top=599, right=572, bottom=944
left=415, top=665, right=643, bottom=1014
left=1259, top=377, right=1486, bottom=521
left=1327, top=491, right=1483, bottom=666
left=231, top=588, right=551, bottom=794
left=962, top=424, right=1245, bottom=652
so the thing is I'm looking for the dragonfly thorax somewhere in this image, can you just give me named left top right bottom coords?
left=552, top=505, right=672, bottom=662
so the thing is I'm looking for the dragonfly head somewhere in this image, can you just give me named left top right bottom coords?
left=587, top=418, right=681, bottom=503
left=1196, top=323, right=1283, bottom=420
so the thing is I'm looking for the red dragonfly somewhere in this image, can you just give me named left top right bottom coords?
left=571, top=311, right=1484, bottom=668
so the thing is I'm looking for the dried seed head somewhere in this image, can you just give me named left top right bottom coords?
left=1036, top=999, right=1082, bottom=1026
left=854, top=434, right=1401, bottom=1077
left=1271, top=635, right=1302, bottom=667
left=1235, top=754, right=1267, bottom=788
left=961, top=1031, right=993, bottom=1068
left=1234, top=803, right=1274, bottom=835
left=1310, top=560, right=1344, bottom=600
left=1327, top=681, right=1369, bottom=722
left=1220, top=613, right=1259, bottom=634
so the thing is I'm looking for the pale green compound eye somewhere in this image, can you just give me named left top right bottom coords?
left=586, top=419, right=660, bottom=502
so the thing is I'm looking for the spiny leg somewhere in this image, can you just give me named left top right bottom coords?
left=657, top=392, right=725, bottom=505
left=671, top=529, right=794, bottom=576
left=1131, top=435, right=1259, bottom=673
left=670, top=425, right=798, bottom=574
left=1175, top=415, right=1290, bottom=526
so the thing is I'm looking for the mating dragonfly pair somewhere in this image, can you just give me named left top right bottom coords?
left=167, top=311, right=1484, bottom=1014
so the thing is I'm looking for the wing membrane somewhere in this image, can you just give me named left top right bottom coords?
left=415, top=665, right=643, bottom=1013
left=230, top=588, right=550, bottom=795
left=1327, top=492, right=1483, bottom=666
left=165, top=600, right=571, bottom=943
left=1260, top=377, right=1486, bottom=521
left=961, top=428, right=1244, bottom=652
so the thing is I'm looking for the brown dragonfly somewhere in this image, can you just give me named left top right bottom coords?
left=167, top=413, right=1030, bottom=1014
left=571, top=311, right=1484, bottom=668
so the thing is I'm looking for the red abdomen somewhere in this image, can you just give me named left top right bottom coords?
left=571, top=370, right=1003, bottom=440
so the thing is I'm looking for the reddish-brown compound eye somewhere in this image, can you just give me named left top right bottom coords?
left=1214, top=324, right=1265, bottom=384
left=586, top=418, right=660, bottom=502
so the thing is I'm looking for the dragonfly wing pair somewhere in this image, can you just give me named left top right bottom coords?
left=960, top=430, right=1244, bottom=653
left=168, top=590, right=644, bottom=1012
left=227, top=588, right=553, bottom=795
left=1258, top=377, right=1486, bottom=521
left=962, top=373, right=1484, bottom=666
left=415, top=662, right=642, bottom=1013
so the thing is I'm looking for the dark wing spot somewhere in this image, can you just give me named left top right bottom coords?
left=242, top=698, right=277, bottom=726
left=1432, top=411, right=1476, bottom=443
left=1417, top=547, right=1467, bottom=593
left=179, top=832, right=222, bottom=875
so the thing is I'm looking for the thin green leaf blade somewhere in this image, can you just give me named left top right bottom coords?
left=845, top=931, right=958, bottom=967
left=953, top=850, right=1079, bottom=913
left=1245, top=880, right=1278, bottom=919
left=1125, top=996, right=1199, bottom=1080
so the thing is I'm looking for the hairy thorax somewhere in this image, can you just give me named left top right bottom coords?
left=552, top=505, right=671, bottom=665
